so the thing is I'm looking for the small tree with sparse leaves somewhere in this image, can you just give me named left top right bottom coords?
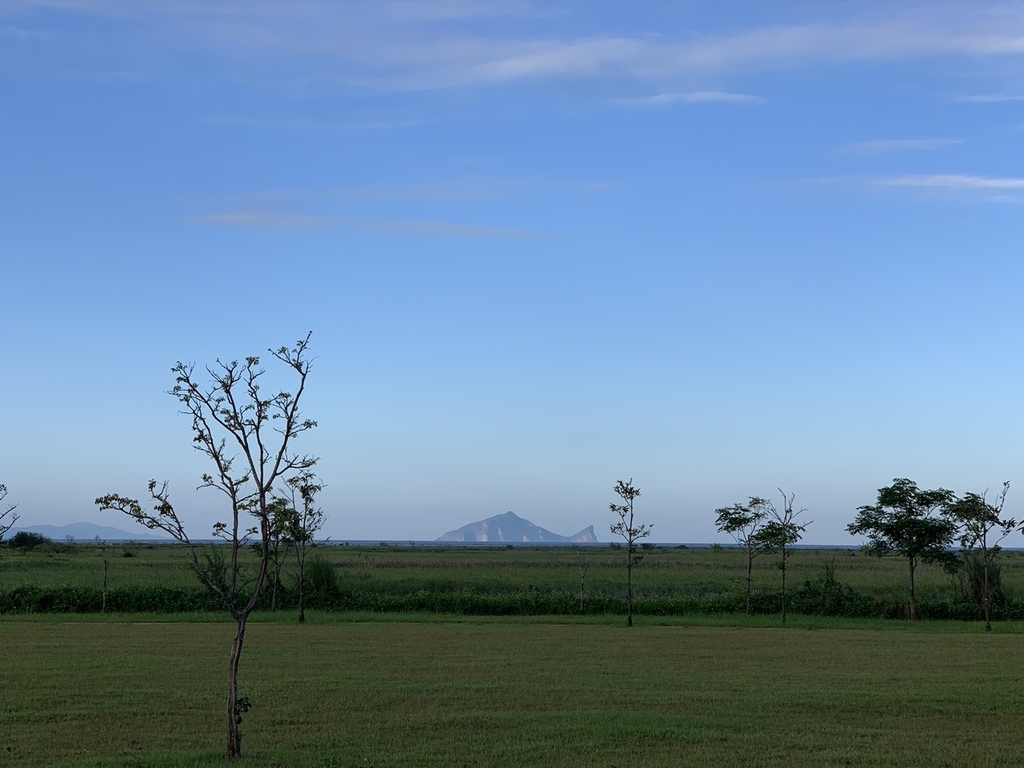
left=285, top=470, right=326, bottom=624
left=944, top=482, right=1014, bottom=631
left=0, top=484, right=19, bottom=542
left=575, top=547, right=590, bottom=614
left=752, top=489, right=808, bottom=624
left=714, top=496, right=771, bottom=615
left=609, top=478, right=651, bottom=627
left=96, top=333, right=318, bottom=761
left=254, top=497, right=297, bottom=613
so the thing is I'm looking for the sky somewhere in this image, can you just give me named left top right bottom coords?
left=2, top=1, right=1024, bottom=545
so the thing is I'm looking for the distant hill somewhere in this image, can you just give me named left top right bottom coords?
left=437, top=511, right=598, bottom=543
left=5, top=522, right=164, bottom=542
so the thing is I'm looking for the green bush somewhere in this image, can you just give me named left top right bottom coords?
left=955, top=552, right=1005, bottom=609
left=8, top=531, right=52, bottom=550
left=304, top=554, right=340, bottom=608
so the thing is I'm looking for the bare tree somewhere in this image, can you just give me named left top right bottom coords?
left=95, top=333, right=317, bottom=761
left=609, top=478, right=651, bottom=628
left=714, top=496, right=771, bottom=614
left=943, top=482, right=1014, bottom=632
left=0, top=483, right=19, bottom=542
left=753, top=489, right=809, bottom=625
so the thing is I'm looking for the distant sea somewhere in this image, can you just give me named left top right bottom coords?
left=327, top=540, right=864, bottom=550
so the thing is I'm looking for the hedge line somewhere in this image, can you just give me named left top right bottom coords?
left=1, top=580, right=1021, bottom=621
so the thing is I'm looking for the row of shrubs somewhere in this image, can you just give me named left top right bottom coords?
left=1, top=575, right=1019, bottom=621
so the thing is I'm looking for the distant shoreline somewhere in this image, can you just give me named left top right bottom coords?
left=13, top=537, right=865, bottom=550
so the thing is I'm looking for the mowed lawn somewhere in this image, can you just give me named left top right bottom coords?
left=4, top=617, right=1024, bottom=767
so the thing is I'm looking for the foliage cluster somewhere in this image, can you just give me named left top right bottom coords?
left=6, top=531, right=59, bottom=551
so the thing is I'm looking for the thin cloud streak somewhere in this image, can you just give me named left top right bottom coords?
left=845, top=138, right=962, bottom=153
left=365, top=218, right=543, bottom=239
left=620, top=91, right=764, bottom=106
left=951, top=94, right=1024, bottom=103
left=197, top=211, right=340, bottom=230
left=881, top=174, right=1024, bottom=190
left=203, top=177, right=612, bottom=206
left=197, top=210, right=544, bottom=239
left=790, top=174, right=1024, bottom=199
left=0, top=25, right=46, bottom=40
left=203, top=114, right=424, bottom=132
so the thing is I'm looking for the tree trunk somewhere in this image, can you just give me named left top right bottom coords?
left=780, top=545, right=787, bottom=625
left=908, top=557, right=917, bottom=620
left=297, top=546, right=306, bottom=624
left=626, top=559, right=633, bottom=628
left=745, top=551, right=753, bottom=615
left=983, top=553, right=992, bottom=632
left=226, top=617, right=247, bottom=760
left=578, top=564, right=586, bottom=615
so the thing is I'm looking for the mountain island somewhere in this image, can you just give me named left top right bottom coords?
left=437, top=511, right=597, bottom=543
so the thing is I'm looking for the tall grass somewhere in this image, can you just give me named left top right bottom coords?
left=4, top=543, right=1024, bottom=619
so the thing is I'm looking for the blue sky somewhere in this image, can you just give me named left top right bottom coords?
left=3, top=1, right=1024, bottom=544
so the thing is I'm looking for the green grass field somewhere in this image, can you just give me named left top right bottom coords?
left=6, top=547, right=1024, bottom=765
left=4, top=614, right=1024, bottom=767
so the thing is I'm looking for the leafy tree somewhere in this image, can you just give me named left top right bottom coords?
left=0, top=483, right=19, bottom=542
left=7, top=531, right=50, bottom=550
left=943, top=482, right=1014, bottom=631
left=752, top=489, right=808, bottom=624
left=285, top=470, right=326, bottom=624
left=714, top=496, right=771, bottom=614
left=609, top=478, right=651, bottom=627
left=253, top=497, right=296, bottom=613
left=847, top=478, right=957, bottom=620
left=96, top=333, right=317, bottom=761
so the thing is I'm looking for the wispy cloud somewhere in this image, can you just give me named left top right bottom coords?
left=11, top=3, right=1024, bottom=92
left=845, top=138, right=962, bottom=153
left=196, top=211, right=340, bottom=230
left=363, top=218, right=542, bottom=239
left=332, top=15, right=1024, bottom=91
left=58, top=68, right=145, bottom=82
left=196, top=210, right=544, bottom=238
left=203, top=177, right=611, bottom=207
left=384, top=0, right=555, bottom=23
left=951, top=94, right=1024, bottom=103
left=793, top=174, right=1024, bottom=201
left=335, top=177, right=613, bottom=202
left=620, top=91, right=764, bottom=106
left=880, top=174, right=1024, bottom=190
left=0, top=24, right=50, bottom=41
left=203, top=114, right=423, bottom=132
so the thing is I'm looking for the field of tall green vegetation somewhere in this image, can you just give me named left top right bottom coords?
left=3, top=540, right=1024, bottom=621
